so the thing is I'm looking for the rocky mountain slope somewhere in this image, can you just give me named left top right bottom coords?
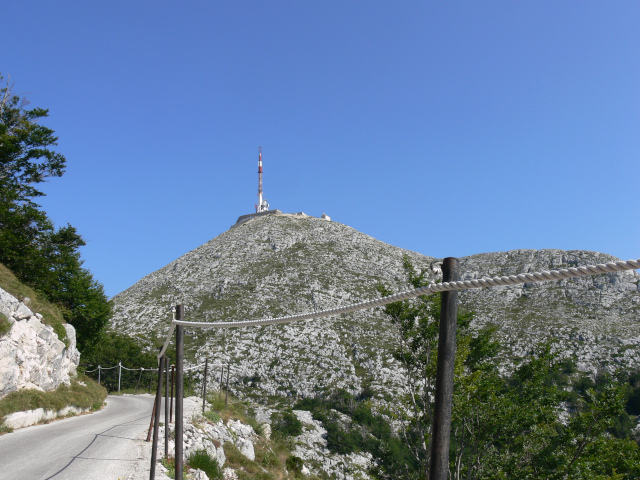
left=110, top=213, right=640, bottom=402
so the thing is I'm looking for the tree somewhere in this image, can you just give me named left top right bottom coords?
left=375, top=256, right=479, bottom=479
left=80, top=332, right=158, bottom=392
left=375, top=256, right=640, bottom=479
left=0, top=74, right=110, bottom=351
left=1, top=75, right=66, bottom=203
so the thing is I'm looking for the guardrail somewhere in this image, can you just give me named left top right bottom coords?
left=149, top=257, right=640, bottom=480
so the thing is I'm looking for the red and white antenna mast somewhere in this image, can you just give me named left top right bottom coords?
left=256, top=147, right=269, bottom=212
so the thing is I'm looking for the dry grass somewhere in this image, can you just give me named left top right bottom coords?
left=0, top=373, right=106, bottom=430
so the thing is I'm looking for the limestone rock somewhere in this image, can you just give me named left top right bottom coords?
left=0, top=287, right=80, bottom=399
left=235, top=437, right=255, bottom=461
left=188, top=469, right=209, bottom=480
left=222, top=468, right=239, bottom=480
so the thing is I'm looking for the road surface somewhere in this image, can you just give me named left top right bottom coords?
left=0, top=394, right=159, bottom=480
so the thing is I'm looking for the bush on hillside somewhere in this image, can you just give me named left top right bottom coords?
left=271, top=409, right=303, bottom=438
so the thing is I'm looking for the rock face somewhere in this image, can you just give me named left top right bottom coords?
left=291, top=409, right=372, bottom=479
left=110, top=214, right=640, bottom=402
left=0, top=287, right=80, bottom=399
left=459, top=249, right=640, bottom=373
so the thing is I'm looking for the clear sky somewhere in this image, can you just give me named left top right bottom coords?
left=2, top=1, right=638, bottom=298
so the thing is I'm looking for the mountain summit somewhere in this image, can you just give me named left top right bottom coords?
left=110, top=213, right=640, bottom=399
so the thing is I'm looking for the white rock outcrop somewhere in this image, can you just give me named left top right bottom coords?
left=0, top=287, right=80, bottom=399
left=155, top=403, right=259, bottom=479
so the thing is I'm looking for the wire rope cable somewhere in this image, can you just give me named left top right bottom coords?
left=170, top=259, right=640, bottom=330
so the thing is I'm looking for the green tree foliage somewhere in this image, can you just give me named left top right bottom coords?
left=0, top=75, right=66, bottom=202
left=80, top=332, right=159, bottom=392
left=375, top=256, right=481, bottom=478
left=373, top=256, right=640, bottom=479
left=0, top=75, right=110, bottom=351
left=271, top=409, right=303, bottom=438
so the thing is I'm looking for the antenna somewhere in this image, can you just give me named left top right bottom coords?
left=256, top=147, right=269, bottom=213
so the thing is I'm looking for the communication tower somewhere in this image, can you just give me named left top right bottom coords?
left=255, top=147, right=270, bottom=213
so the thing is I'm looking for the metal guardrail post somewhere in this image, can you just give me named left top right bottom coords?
left=164, top=356, right=169, bottom=457
left=219, top=365, right=224, bottom=400
left=149, top=354, right=165, bottom=479
left=429, top=257, right=459, bottom=480
left=136, top=368, right=143, bottom=394
left=170, top=364, right=175, bottom=423
left=97, top=366, right=101, bottom=385
left=225, top=362, right=230, bottom=409
left=175, top=305, right=185, bottom=480
left=202, top=358, right=208, bottom=414
left=118, top=361, right=122, bottom=392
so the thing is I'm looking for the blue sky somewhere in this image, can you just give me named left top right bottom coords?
left=2, top=1, right=638, bottom=298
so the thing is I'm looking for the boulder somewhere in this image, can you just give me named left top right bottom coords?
left=235, top=437, right=255, bottom=461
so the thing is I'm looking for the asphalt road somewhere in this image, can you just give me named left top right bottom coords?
left=0, top=394, right=160, bottom=480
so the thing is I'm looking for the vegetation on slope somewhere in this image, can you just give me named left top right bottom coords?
left=359, top=256, right=640, bottom=479
left=0, top=262, right=68, bottom=344
left=211, top=393, right=322, bottom=480
left=160, top=391, right=323, bottom=480
left=0, top=373, right=106, bottom=433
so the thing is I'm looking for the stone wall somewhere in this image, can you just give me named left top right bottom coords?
left=0, top=287, right=80, bottom=399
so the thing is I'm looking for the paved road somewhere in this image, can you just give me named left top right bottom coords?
left=0, top=394, right=160, bottom=480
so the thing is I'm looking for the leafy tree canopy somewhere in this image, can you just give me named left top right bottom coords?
left=0, top=74, right=110, bottom=351
left=373, top=256, right=640, bottom=480
left=1, top=75, right=66, bottom=203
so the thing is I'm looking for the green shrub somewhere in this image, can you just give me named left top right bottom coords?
left=0, top=314, right=10, bottom=337
left=286, top=455, right=304, bottom=475
left=80, top=332, right=158, bottom=392
left=255, top=448, right=281, bottom=469
left=271, top=409, right=303, bottom=438
left=52, top=321, right=69, bottom=348
left=204, top=409, right=222, bottom=423
left=187, top=449, right=222, bottom=479
left=207, top=395, right=226, bottom=411
left=161, top=456, right=178, bottom=479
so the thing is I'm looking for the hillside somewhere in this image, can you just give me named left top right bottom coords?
left=110, top=213, right=640, bottom=401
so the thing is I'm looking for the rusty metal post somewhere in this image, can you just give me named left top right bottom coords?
left=149, top=354, right=164, bottom=479
left=170, top=365, right=175, bottom=423
left=202, top=358, right=208, bottom=414
left=135, top=368, right=143, bottom=394
left=429, top=257, right=459, bottom=480
left=175, top=305, right=185, bottom=480
left=225, top=362, right=230, bottom=409
left=164, top=356, right=169, bottom=457
left=219, top=365, right=224, bottom=400
left=146, top=397, right=156, bottom=443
